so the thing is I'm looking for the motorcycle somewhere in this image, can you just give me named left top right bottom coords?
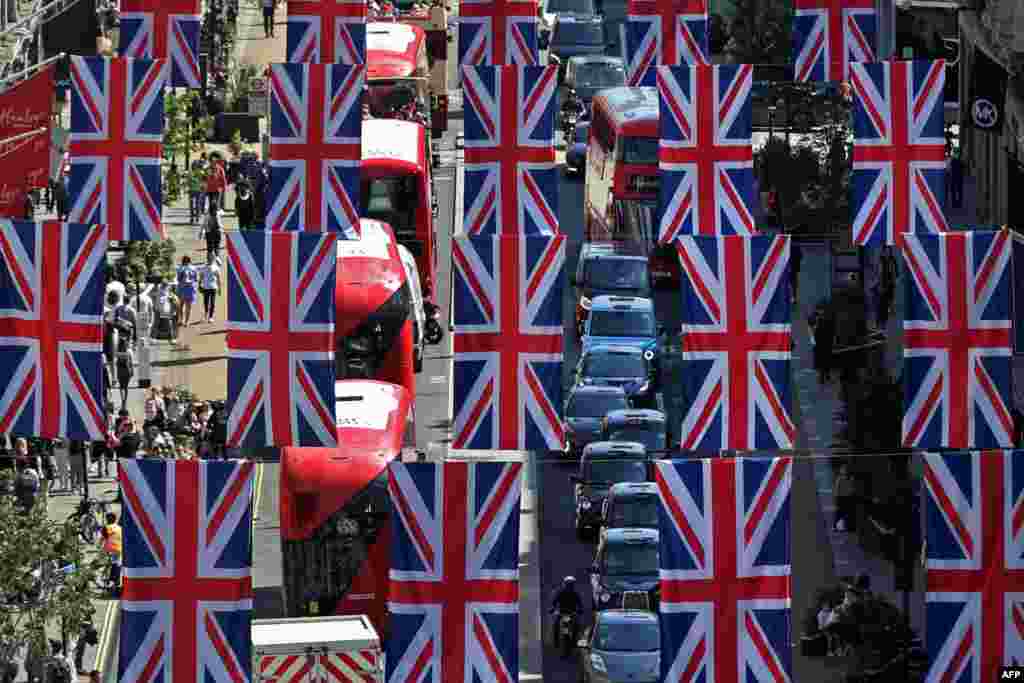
left=556, top=611, right=579, bottom=658
left=424, top=302, right=444, bottom=345
left=560, top=92, right=584, bottom=147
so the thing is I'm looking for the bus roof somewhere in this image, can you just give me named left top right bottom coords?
left=594, top=86, right=658, bottom=137
left=366, top=22, right=424, bottom=79
left=361, top=118, right=424, bottom=173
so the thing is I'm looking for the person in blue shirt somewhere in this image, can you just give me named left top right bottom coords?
left=176, top=256, right=198, bottom=327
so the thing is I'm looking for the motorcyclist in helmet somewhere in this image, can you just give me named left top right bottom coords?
left=550, top=575, right=584, bottom=647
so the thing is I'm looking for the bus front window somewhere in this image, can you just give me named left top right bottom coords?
left=361, top=176, right=418, bottom=239
left=621, top=137, right=658, bottom=165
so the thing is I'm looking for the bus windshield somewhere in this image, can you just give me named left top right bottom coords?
left=621, top=136, right=658, bottom=164
left=360, top=176, right=419, bottom=240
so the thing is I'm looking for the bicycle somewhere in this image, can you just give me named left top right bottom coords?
left=65, top=491, right=118, bottom=544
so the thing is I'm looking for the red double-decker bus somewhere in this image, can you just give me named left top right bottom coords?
left=361, top=118, right=438, bottom=306
left=280, top=379, right=415, bottom=635
left=584, top=86, right=678, bottom=283
left=335, top=218, right=417, bottom=397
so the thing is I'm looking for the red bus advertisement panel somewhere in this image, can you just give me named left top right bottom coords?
left=281, top=380, right=414, bottom=635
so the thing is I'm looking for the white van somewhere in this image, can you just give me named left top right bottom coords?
left=252, top=615, right=383, bottom=682
left=396, top=243, right=427, bottom=373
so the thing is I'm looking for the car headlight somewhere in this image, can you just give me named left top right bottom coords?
left=643, top=348, right=655, bottom=361
left=590, top=653, right=607, bottom=673
left=580, top=498, right=591, bottom=509
left=579, top=296, right=592, bottom=311
left=599, top=591, right=611, bottom=603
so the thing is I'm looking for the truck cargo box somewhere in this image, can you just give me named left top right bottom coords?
left=252, top=615, right=383, bottom=682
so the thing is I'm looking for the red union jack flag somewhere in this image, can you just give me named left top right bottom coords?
left=287, top=0, right=366, bottom=64
left=387, top=461, right=522, bottom=682
left=792, top=0, right=876, bottom=83
left=0, top=221, right=107, bottom=441
left=458, top=0, right=538, bottom=67
left=623, top=0, right=708, bottom=88
left=657, top=65, right=756, bottom=241
left=924, top=451, right=1024, bottom=682
left=67, top=56, right=167, bottom=242
left=119, top=459, right=254, bottom=683
left=119, top=0, right=201, bottom=88
left=851, top=59, right=948, bottom=246
left=258, top=651, right=380, bottom=681
left=462, top=65, right=558, bottom=235
left=268, top=63, right=362, bottom=236
left=901, top=231, right=1014, bottom=449
left=226, top=231, right=338, bottom=448
left=676, top=235, right=794, bottom=451
left=452, top=234, right=565, bottom=451
left=656, top=457, right=792, bottom=683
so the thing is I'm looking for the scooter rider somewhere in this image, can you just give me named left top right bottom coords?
left=550, top=575, right=584, bottom=646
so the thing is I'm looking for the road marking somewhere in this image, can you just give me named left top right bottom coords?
left=252, top=461, right=264, bottom=522
left=94, top=599, right=117, bottom=675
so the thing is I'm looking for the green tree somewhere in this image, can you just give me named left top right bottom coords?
left=724, top=0, right=792, bottom=66
left=162, top=90, right=213, bottom=206
left=0, top=492, right=104, bottom=673
left=119, top=238, right=178, bottom=284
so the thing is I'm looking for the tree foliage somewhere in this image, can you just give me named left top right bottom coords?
left=118, top=238, right=178, bottom=284
left=162, top=90, right=214, bottom=206
left=724, top=0, right=792, bottom=66
left=0, top=492, right=104, bottom=668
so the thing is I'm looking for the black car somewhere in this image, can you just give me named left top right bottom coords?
left=564, top=55, right=626, bottom=107
left=589, top=527, right=659, bottom=611
left=564, top=384, right=630, bottom=458
left=575, top=344, right=656, bottom=407
left=548, top=14, right=607, bottom=80
left=573, top=242, right=651, bottom=335
left=601, top=409, right=669, bottom=453
left=600, top=481, right=659, bottom=536
left=572, top=441, right=648, bottom=539
left=577, top=609, right=660, bottom=683
left=540, top=0, right=596, bottom=47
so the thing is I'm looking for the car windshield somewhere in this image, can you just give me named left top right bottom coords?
left=585, top=459, right=647, bottom=484
left=588, top=309, right=656, bottom=337
left=608, top=426, right=666, bottom=451
left=547, top=0, right=594, bottom=12
left=576, top=63, right=625, bottom=88
left=568, top=393, right=628, bottom=418
left=610, top=495, right=659, bottom=528
left=621, top=136, right=659, bottom=165
left=594, top=622, right=659, bottom=651
left=583, top=352, right=647, bottom=377
left=554, top=21, right=604, bottom=46
left=586, top=258, right=648, bottom=291
left=574, top=124, right=591, bottom=143
left=603, top=542, right=658, bottom=575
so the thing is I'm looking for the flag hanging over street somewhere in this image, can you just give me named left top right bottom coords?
left=387, top=460, right=522, bottom=682
left=792, top=0, right=876, bottom=83
left=850, top=59, right=947, bottom=246
left=0, top=66, right=52, bottom=216
left=655, top=457, right=792, bottom=683
left=676, top=234, right=794, bottom=451
left=0, top=220, right=107, bottom=441
left=462, top=65, right=558, bottom=235
left=923, top=450, right=1024, bottom=683
left=901, top=231, right=1014, bottom=449
left=287, top=0, right=366, bottom=64
left=657, top=64, right=756, bottom=241
left=226, top=230, right=338, bottom=448
left=623, top=0, right=708, bottom=88
left=458, top=0, right=539, bottom=68
left=267, top=63, right=363, bottom=236
left=119, top=459, right=254, bottom=683
left=67, top=56, right=167, bottom=241
left=452, top=234, right=564, bottom=450
left=119, top=0, right=201, bottom=87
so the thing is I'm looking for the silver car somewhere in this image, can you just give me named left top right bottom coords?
left=578, top=609, right=660, bottom=682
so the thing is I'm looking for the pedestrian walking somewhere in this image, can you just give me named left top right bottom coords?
left=200, top=208, right=224, bottom=264
left=176, top=256, right=198, bottom=327
left=832, top=464, right=857, bottom=532
left=99, top=512, right=123, bottom=595
left=13, top=458, right=40, bottom=513
left=54, top=176, right=68, bottom=221
left=115, top=332, right=134, bottom=411
left=205, top=155, right=227, bottom=210
left=53, top=439, right=71, bottom=492
left=234, top=182, right=255, bottom=229
left=812, top=306, right=836, bottom=384
left=189, top=154, right=208, bottom=224
left=790, top=239, right=802, bottom=303
left=262, top=0, right=276, bottom=36
left=129, top=282, right=154, bottom=346
left=69, top=440, right=88, bottom=493
left=154, top=282, right=180, bottom=342
left=949, top=150, right=964, bottom=209
left=22, top=181, right=34, bottom=220
left=199, top=256, right=222, bottom=323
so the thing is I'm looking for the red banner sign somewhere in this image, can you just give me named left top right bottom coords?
left=0, top=66, right=52, bottom=217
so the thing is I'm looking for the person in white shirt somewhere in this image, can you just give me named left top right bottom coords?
left=129, top=283, right=155, bottom=346
left=199, top=256, right=222, bottom=324
left=106, top=277, right=126, bottom=306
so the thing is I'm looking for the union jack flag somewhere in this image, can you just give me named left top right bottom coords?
left=462, top=65, right=557, bottom=235
left=0, top=220, right=107, bottom=441
left=623, top=0, right=707, bottom=87
left=901, top=231, right=1014, bottom=449
left=67, top=56, right=167, bottom=242
left=119, top=0, right=201, bottom=87
left=287, top=0, right=366, bottom=64
left=268, top=63, right=362, bottom=236
left=387, top=461, right=521, bottom=682
left=225, top=231, right=338, bottom=448
left=656, top=457, right=792, bottom=683
left=657, top=65, right=756, bottom=241
left=924, top=450, right=1024, bottom=682
left=119, top=459, right=254, bottom=683
left=452, top=234, right=564, bottom=450
left=458, top=0, right=539, bottom=68
left=792, top=0, right=876, bottom=83
left=851, top=59, right=948, bottom=246
left=676, top=235, right=794, bottom=451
